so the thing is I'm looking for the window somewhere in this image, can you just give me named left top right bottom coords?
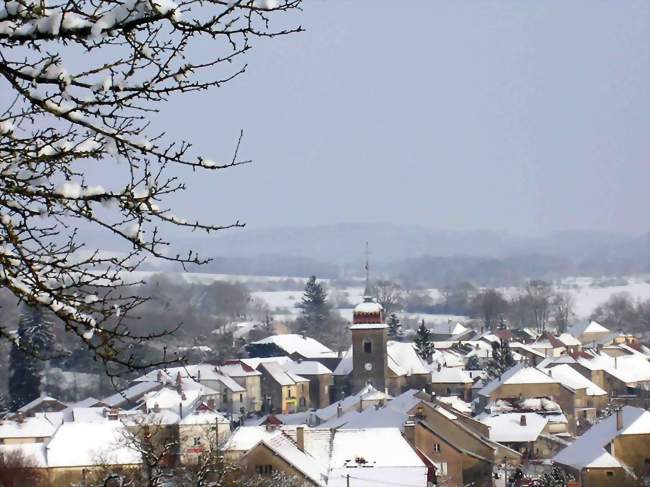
left=193, top=437, right=201, bottom=446
left=363, top=338, right=372, bottom=354
left=255, top=465, right=274, bottom=475
left=606, top=471, right=614, bottom=477
left=433, top=443, right=441, bottom=453
left=239, top=393, right=243, bottom=402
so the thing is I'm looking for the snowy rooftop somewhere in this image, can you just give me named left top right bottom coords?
left=17, top=395, right=65, bottom=413
left=47, top=421, right=141, bottom=468
left=540, top=364, right=607, bottom=396
left=349, top=323, right=388, bottom=330
left=259, top=361, right=307, bottom=386
left=437, top=396, right=473, bottom=415
left=430, top=366, right=473, bottom=384
left=332, top=347, right=353, bottom=376
left=0, top=412, right=64, bottom=439
left=569, top=320, right=610, bottom=338
left=285, top=360, right=332, bottom=376
left=557, top=333, right=582, bottom=347
left=102, top=381, right=161, bottom=407
left=479, top=412, right=548, bottom=443
left=576, top=353, right=650, bottom=385
left=554, top=406, right=650, bottom=469
left=180, top=409, right=230, bottom=425
left=353, top=301, right=383, bottom=314
left=387, top=341, right=430, bottom=376
left=251, top=334, right=336, bottom=358
left=218, top=361, right=262, bottom=377
left=478, top=363, right=559, bottom=397
left=429, top=321, right=469, bottom=336
left=223, top=426, right=277, bottom=452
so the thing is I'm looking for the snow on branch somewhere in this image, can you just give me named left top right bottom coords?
left=0, top=0, right=303, bottom=374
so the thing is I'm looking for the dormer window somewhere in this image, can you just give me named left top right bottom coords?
left=363, top=338, right=373, bottom=354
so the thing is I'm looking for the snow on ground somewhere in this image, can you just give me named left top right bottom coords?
left=563, top=278, right=650, bottom=317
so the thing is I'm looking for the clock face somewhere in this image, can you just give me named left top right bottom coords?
left=364, top=362, right=373, bottom=371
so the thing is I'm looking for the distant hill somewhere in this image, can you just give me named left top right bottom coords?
left=172, top=224, right=649, bottom=284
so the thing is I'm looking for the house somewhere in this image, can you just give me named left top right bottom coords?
left=574, top=351, right=650, bottom=397
left=257, top=361, right=310, bottom=414
left=539, top=363, right=608, bottom=426
left=556, top=333, right=582, bottom=353
left=233, top=425, right=428, bottom=486
left=178, top=402, right=231, bottom=464
left=476, top=364, right=578, bottom=434
left=102, top=380, right=163, bottom=409
left=430, top=365, right=474, bottom=401
left=554, top=406, right=650, bottom=487
left=569, top=321, right=611, bottom=345
left=218, top=360, right=263, bottom=412
left=284, top=360, right=333, bottom=409
left=45, top=419, right=142, bottom=486
left=16, top=395, right=68, bottom=416
left=248, top=334, right=340, bottom=369
left=480, top=412, right=547, bottom=453
left=132, top=366, right=248, bottom=415
left=406, top=399, right=519, bottom=487
left=0, top=411, right=64, bottom=445
left=429, top=321, right=470, bottom=341
left=529, top=332, right=567, bottom=358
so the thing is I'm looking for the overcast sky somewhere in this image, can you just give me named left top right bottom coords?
left=156, top=1, right=649, bottom=236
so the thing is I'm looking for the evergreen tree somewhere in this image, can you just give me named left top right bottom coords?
left=466, top=355, right=481, bottom=370
left=387, top=313, right=403, bottom=340
left=9, top=305, right=54, bottom=410
left=295, top=276, right=331, bottom=344
left=485, top=338, right=515, bottom=381
left=414, top=320, right=433, bottom=362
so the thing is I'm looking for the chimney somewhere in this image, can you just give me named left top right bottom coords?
left=296, top=425, right=305, bottom=452
left=437, top=363, right=442, bottom=372
left=15, top=412, right=25, bottom=424
left=153, top=403, right=160, bottom=413
left=616, top=408, right=623, bottom=431
left=404, top=418, right=416, bottom=445
left=108, top=408, right=119, bottom=421
left=336, top=403, right=343, bottom=418
left=520, top=415, right=527, bottom=426
left=614, top=357, right=618, bottom=369
left=179, top=402, right=183, bottom=418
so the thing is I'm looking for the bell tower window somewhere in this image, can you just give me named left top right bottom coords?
left=363, top=338, right=373, bottom=354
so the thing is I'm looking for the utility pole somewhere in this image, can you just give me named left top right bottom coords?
left=346, top=473, right=350, bottom=487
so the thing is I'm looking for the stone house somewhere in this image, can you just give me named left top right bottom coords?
left=284, top=360, right=333, bottom=409
left=257, top=361, right=310, bottom=414
left=218, top=360, right=263, bottom=413
left=430, top=365, right=474, bottom=401
left=554, top=406, right=650, bottom=487
left=477, top=364, right=578, bottom=434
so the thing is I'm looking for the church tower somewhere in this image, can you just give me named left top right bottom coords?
left=350, top=244, right=388, bottom=393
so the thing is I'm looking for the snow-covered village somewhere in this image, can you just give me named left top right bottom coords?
left=0, top=0, right=649, bottom=486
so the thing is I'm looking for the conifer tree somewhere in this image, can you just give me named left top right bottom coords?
left=414, top=320, right=433, bottom=362
left=387, top=313, right=403, bottom=340
left=9, top=305, right=55, bottom=410
left=485, top=338, right=515, bottom=380
left=466, top=355, right=481, bottom=370
left=296, top=276, right=331, bottom=344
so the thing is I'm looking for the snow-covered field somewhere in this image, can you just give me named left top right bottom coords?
left=113, top=270, right=649, bottom=322
left=254, top=276, right=650, bottom=323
